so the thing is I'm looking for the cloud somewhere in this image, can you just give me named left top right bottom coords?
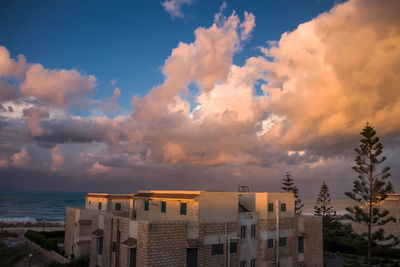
left=87, top=161, right=112, bottom=175
left=11, top=147, right=30, bottom=167
left=256, top=0, right=400, bottom=153
left=0, top=46, right=26, bottom=78
left=23, top=106, right=50, bottom=137
left=161, top=0, right=194, bottom=18
left=20, top=64, right=96, bottom=106
left=50, top=145, right=64, bottom=171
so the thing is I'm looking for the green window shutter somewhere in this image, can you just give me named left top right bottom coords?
left=161, top=201, right=166, bottom=213
left=144, top=200, right=149, bottom=211
left=180, top=203, right=187, bottom=215
left=268, top=203, right=273, bottom=212
left=281, top=203, right=286, bottom=212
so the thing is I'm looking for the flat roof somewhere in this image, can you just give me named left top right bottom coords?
left=85, top=193, right=134, bottom=199
left=135, top=192, right=200, bottom=199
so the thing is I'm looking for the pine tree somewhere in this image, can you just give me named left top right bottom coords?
left=345, top=123, right=395, bottom=262
left=281, top=172, right=304, bottom=215
left=314, top=181, right=335, bottom=234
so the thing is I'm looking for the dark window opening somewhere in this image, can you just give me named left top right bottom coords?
left=161, top=201, right=166, bottom=213
left=268, top=238, right=274, bottom=248
left=240, top=260, right=246, bottom=267
left=186, top=248, right=198, bottom=267
left=240, top=225, right=246, bottom=239
left=230, top=242, right=237, bottom=253
left=180, top=202, right=187, bottom=215
left=144, top=200, right=149, bottom=211
left=251, top=259, right=256, bottom=267
left=281, top=203, right=286, bottom=212
left=251, top=225, right=256, bottom=238
left=268, top=203, right=273, bottom=212
left=115, top=203, right=121, bottom=211
left=211, top=244, right=223, bottom=255
left=129, top=248, right=136, bottom=267
left=298, top=236, right=304, bottom=254
left=98, top=202, right=102, bottom=210
left=97, top=237, right=103, bottom=255
left=112, top=241, right=116, bottom=252
left=279, top=237, right=287, bottom=247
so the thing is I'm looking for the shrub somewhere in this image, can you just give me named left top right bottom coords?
left=25, top=230, right=59, bottom=253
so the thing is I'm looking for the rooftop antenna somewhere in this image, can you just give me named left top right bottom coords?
left=238, top=186, right=249, bottom=192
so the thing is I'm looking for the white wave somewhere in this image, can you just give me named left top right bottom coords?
left=0, top=217, right=37, bottom=222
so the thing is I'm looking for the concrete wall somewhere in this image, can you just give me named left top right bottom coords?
left=238, top=212, right=259, bottom=265
left=28, top=240, right=69, bottom=264
left=86, top=197, right=109, bottom=211
left=135, top=198, right=199, bottom=221
left=198, top=192, right=238, bottom=223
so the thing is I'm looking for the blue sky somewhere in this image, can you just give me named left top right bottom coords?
left=0, top=0, right=337, bottom=112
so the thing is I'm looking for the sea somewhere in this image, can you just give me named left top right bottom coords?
left=0, top=190, right=86, bottom=222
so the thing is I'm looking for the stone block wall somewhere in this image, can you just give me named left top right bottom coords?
left=258, top=217, right=297, bottom=266
left=64, top=207, right=76, bottom=257
left=300, top=216, right=323, bottom=267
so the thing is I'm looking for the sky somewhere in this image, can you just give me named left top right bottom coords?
left=0, top=0, right=399, bottom=197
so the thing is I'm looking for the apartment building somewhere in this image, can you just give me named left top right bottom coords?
left=65, top=190, right=323, bottom=266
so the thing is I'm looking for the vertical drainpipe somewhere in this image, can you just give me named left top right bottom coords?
left=110, top=218, right=113, bottom=267
left=116, top=219, right=120, bottom=267
left=227, top=235, right=231, bottom=267
left=276, top=200, right=280, bottom=266
left=224, top=222, right=227, bottom=267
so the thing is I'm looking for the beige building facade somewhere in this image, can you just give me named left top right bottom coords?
left=65, top=190, right=323, bottom=267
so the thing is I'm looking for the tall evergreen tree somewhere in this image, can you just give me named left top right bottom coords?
left=314, top=181, right=335, bottom=234
left=345, top=123, right=395, bottom=262
left=281, top=172, right=304, bottom=215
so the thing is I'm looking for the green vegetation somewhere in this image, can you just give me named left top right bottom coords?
left=0, top=242, right=25, bottom=267
left=281, top=171, right=304, bottom=215
left=345, top=123, right=397, bottom=262
left=314, top=181, right=335, bottom=235
left=25, top=230, right=64, bottom=253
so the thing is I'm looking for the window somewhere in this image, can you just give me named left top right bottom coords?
left=267, top=238, right=274, bottom=248
left=180, top=202, right=187, bottom=215
left=161, top=201, right=166, bottom=213
left=187, top=248, right=198, bottom=267
left=129, top=248, right=136, bottom=267
left=240, top=225, right=246, bottom=239
left=115, top=203, right=121, bottom=211
left=268, top=203, right=273, bottom=212
left=230, top=242, right=237, bottom=253
left=144, top=200, right=149, bottom=211
left=298, top=237, right=304, bottom=254
left=97, top=237, right=103, bottom=255
left=250, top=259, right=256, bottom=267
left=240, top=260, right=247, bottom=267
left=112, top=241, right=117, bottom=252
left=211, top=244, right=223, bottom=255
left=98, top=202, right=102, bottom=210
left=279, top=237, right=287, bottom=247
left=251, top=225, right=256, bottom=238
left=281, top=203, right=286, bottom=212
